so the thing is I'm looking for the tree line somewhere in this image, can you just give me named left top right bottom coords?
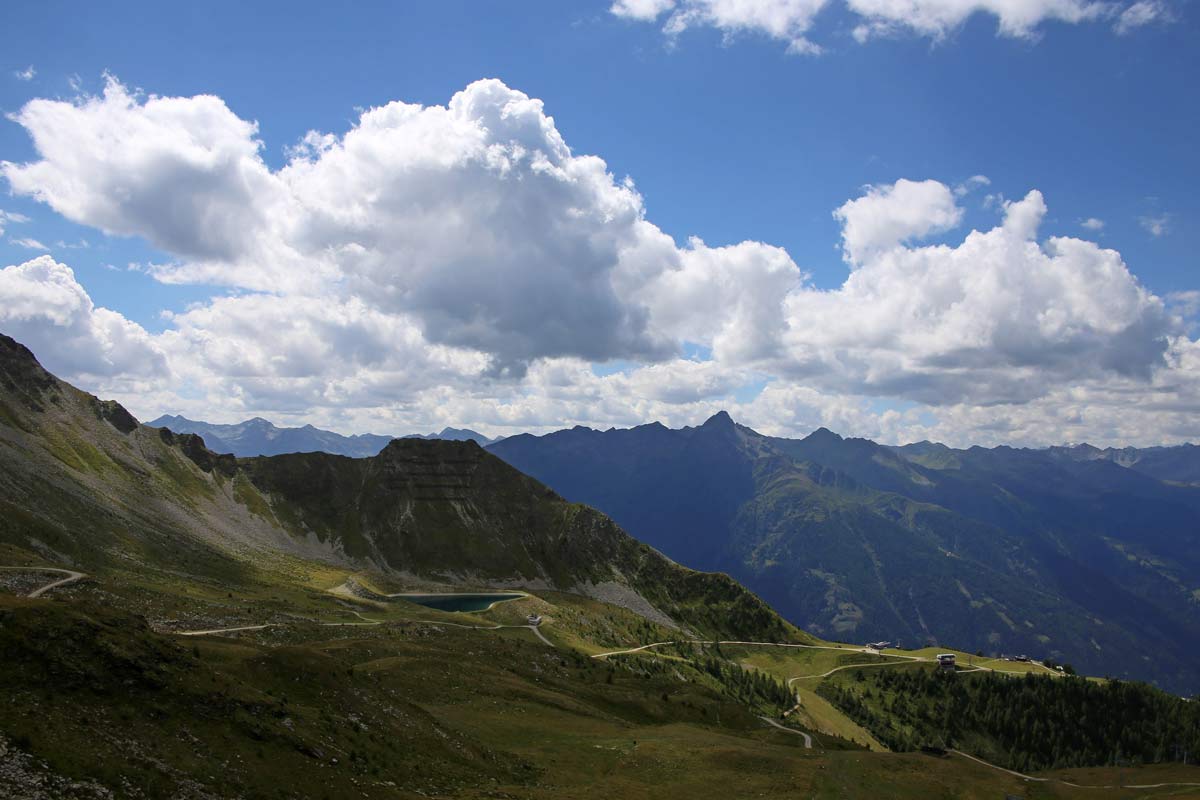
left=818, top=667, right=1199, bottom=772
left=699, top=657, right=795, bottom=713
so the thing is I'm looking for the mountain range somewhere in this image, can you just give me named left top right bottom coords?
left=490, top=413, right=1200, bottom=694
left=147, top=413, right=499, bottom=458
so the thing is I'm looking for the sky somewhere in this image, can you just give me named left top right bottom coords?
left=1, top=0, right=1197, bottom=446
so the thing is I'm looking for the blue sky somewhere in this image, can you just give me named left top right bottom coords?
left=1, top=0, right=1197, bottom=445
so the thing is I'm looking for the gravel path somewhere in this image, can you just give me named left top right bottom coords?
left=0, top=566, right=86, bottom=598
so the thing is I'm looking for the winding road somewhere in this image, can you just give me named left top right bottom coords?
left=592, top=639, right=875, bottom=659
left=595, top=638, right=1054, bottom=683
left=758, top=714, right=814, bottom=748
left=0, top=566, right=87, bottom=598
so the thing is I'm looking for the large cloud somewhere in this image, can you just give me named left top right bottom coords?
left=2, top=79, right=1197, bottom=446
left=158, top=293, right=488, bottom=413
left=1, top=251, right=1195, bottom=447
left=0, top=256, right=169, bottom=384
left=646, top=238, right=802, bottom=363
left=2, top=81, right=282, bottom=267
left=2, top=77, right=677, bottom=375
left=639, top=181, right=1178, bottom=406
left=773, top=188, right=1176, bottom=404
left=611, top=0, right=1147, bottom=50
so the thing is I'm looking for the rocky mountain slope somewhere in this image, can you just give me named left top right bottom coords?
left=490, top=414, right=1200, bottom=694
left=0, top=334, right=794, bottom=642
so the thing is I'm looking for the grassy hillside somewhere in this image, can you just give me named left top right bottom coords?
left=4, top=577, right=1199, bottom=799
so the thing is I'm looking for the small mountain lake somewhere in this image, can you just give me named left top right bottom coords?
left=393, top=592, right=524, bottom=612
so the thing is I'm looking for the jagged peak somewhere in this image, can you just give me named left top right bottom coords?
left=155, top=427, right=237, bottom=475
left=95, top=398, right=139, bottom=435
left=803, top=426, right=843, bottom=443
left=701, top=410, right=735, bottom=428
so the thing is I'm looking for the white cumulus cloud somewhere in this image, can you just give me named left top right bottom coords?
left=776, top=187, right=1175, bottom=405
left=1, top=79, right=1196, bottom=447
left=832, top=178, right=963, bottom=265
left=3, top=77, right=681, bottom=376
left=0, top=256, right=169, bottom=384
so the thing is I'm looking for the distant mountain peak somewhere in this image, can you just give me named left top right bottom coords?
left=804, top=426, right=843, bottom=443
left=702, top=410, right=735, bottom=428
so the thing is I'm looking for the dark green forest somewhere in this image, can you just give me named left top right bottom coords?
left=819, top=667, right=1200, bottom=772
left=700, top=656, right=795, bottom=712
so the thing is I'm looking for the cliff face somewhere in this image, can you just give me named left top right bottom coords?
left=0, top=333, right=800, bottom=642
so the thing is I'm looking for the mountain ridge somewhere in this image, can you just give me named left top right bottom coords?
left=489, top=411, right=1200, bottom=694
left=147, top=413, right=500, bottom=458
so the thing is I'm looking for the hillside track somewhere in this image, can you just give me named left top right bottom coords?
left=758, top=715, right=814, bottom=748
left=0, top=566, right=87, bottom=598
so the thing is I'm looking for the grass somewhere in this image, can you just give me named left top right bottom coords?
left=792, top=683, right=887, bottom=751
left=4, top=569, right=1200, bottom=799
left=725, top=644, right=903, bottom=679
